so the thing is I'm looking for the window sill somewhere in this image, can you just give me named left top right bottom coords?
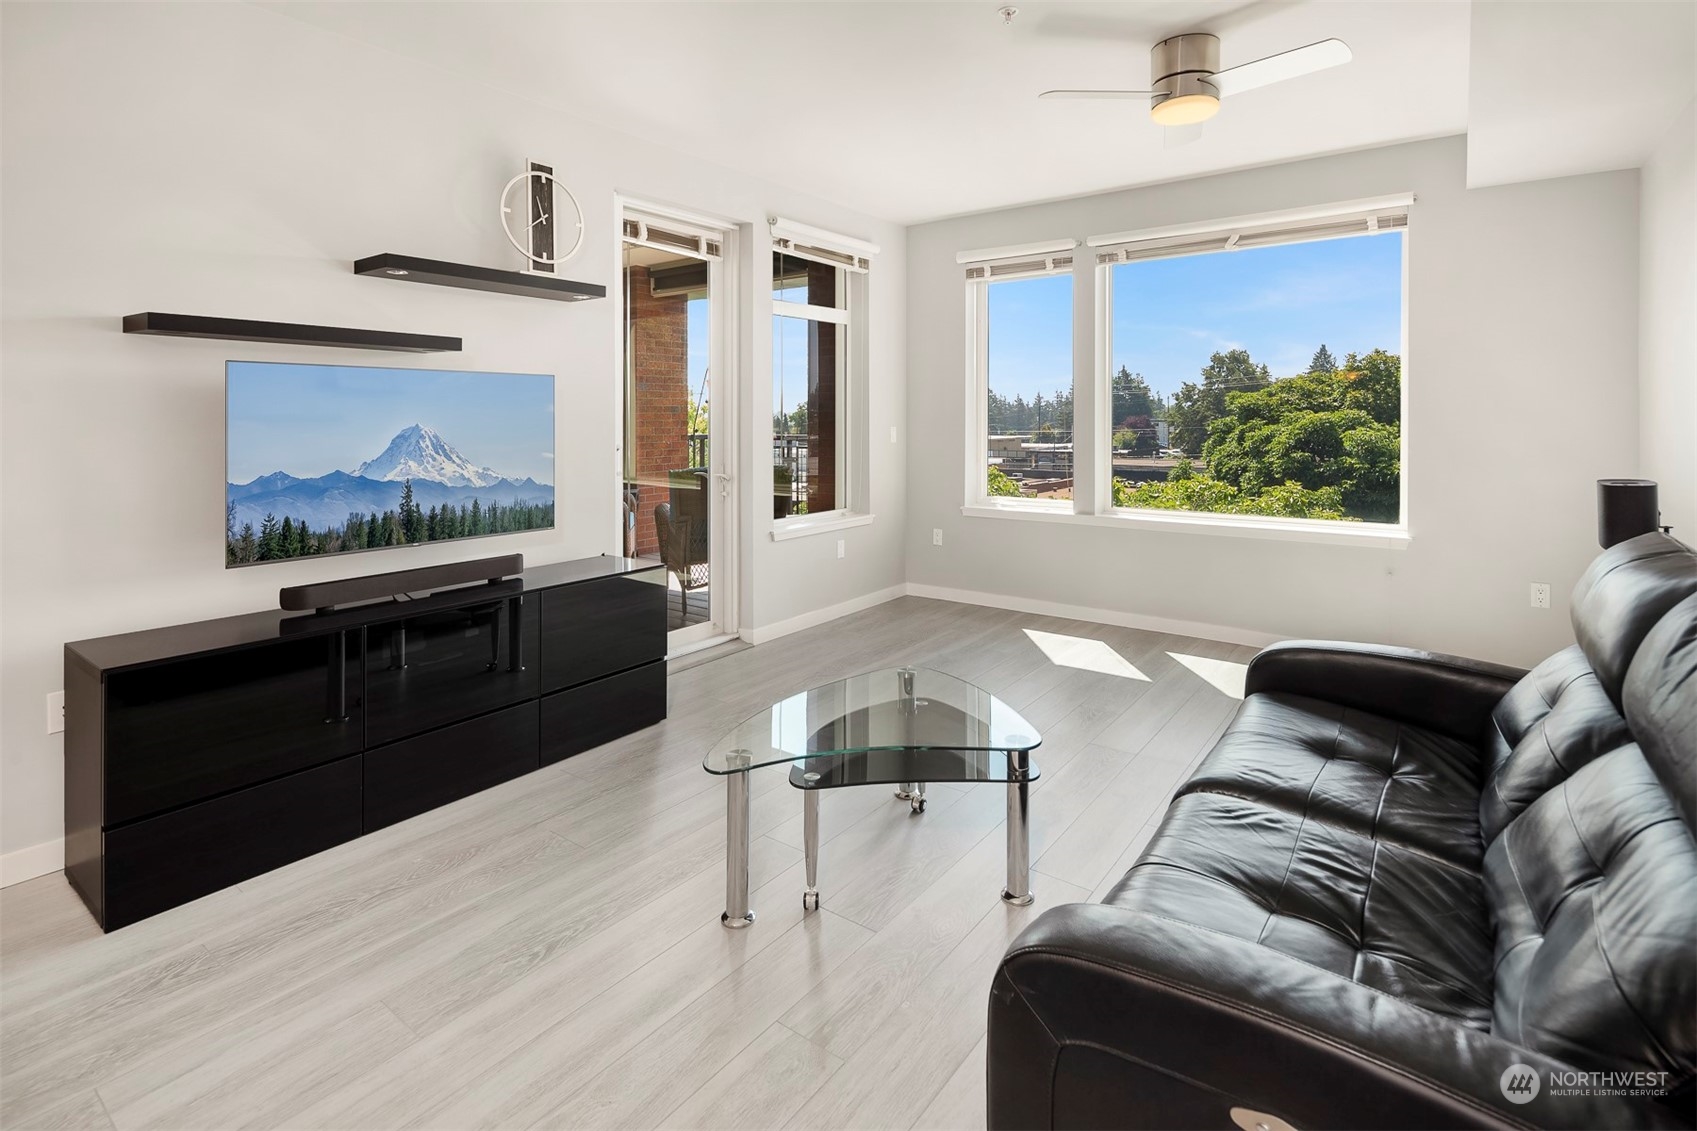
left=960, top=502, right=1409, bottom=549
left=770, top=511, right=875, bottom=542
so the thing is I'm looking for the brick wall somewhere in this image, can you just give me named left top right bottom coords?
left=625, top=263, right=690, bottom=557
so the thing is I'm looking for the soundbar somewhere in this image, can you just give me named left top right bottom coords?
left=279, top=553, right=525, bottom=612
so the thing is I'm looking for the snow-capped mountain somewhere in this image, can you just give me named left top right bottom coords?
left=352, top=424, right=504, bottom=487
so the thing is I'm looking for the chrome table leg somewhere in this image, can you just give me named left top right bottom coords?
left=1002, top=750, right=1033, bottom=906
left=803, top=787, right=820, bottom=911
left=909, top=780, right=927, bottom=814
left=722, top=770, right=755, bottom=928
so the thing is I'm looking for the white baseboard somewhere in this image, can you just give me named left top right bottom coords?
left=903, top=582, right=1281, bottom=649
left=2, top=838, right=64, bottom=888
left=740, top=583, right=908, bottom=645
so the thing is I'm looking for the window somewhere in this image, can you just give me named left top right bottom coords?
left=773, top=254, right=847, bottom=517
left=1097, top=200, right=1407, bottom=526
left=770, top=219, right=874, bottom=528
left=964, top=249, right=1074, bottom=505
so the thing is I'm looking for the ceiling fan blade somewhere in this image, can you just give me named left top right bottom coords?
left=1163, top=123, right=1204, bottom=149
left=1038, top=89, right=1156, bottom=100
left=1211, top=38, right=1352, bottom=97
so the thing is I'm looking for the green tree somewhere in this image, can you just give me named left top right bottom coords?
left=1166, top=349, right=1271, bottom=454
left=1112, top=474, right=1346, bottom=520
left=225, top=500, right=238, bottom=566
left=987, top=466, right=1022, bottom=497
left=1199, top=353, right=1402, bottom=522
left=1113, top=415, right=1158, bottom=457
left=236, top=522, right=256, bottom=564
left=1308, top=344, right=1337, bottom=373
left=1111, top=367, right=1158, bottom=425
left=257, top=513, right=281, bottom=560
left=400, top=479, right=425, bottom=543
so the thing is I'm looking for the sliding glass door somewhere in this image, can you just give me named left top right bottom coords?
left=620, top=209, right=735, bottom=648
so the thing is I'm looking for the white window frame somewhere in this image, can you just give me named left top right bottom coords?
left=959, top=196, right=1413, bottom=549
left=962, top=241, right=1080, bottom=512
left=769, top=218, right=876, bottom=539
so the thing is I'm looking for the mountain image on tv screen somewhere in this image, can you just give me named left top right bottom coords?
left=226, top=361, right=555, bottom=567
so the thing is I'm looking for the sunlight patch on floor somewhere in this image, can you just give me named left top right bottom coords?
left=1024, top=629, right=1150, bottom=680
left=1168, top=652, right=1247, bottom=699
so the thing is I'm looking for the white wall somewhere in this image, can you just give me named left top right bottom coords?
left=905, top=136, right=1640, bottom=670
left=1639, top=101, right=1697, bottom=539
left=0, top=3, right=906, bottom=871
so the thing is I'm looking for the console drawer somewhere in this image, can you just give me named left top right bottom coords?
left=104, top=632, right=362, bottom=826
left=540, top=659, right=666, bottom=767
left=103, top=755, right=361, bottom=930
left=364, top=701, right=539, bottom=832
left=539, top=574, right=665, bottom=694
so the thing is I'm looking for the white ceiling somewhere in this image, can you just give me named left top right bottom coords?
left=1467, top=0, right=1696, bottom=188
left=259, top=0, right=1473, bottom=225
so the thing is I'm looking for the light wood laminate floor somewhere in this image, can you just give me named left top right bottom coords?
left=0, top=597, right=1255, bottom=1130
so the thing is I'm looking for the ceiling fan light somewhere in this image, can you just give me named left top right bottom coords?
left=1150, top=93, right=1219, bottom=126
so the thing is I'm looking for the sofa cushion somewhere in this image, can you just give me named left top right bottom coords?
left=1571, top=532, right=1697, bottom=709
left=1480, top=645, right=1634, bottom=842
left=1484, top=744, right=1697, bottom=1084
left=1177, top=691, right=1484, bottom=868
left=1105, top=790, right=1495, bottom=1028
left=1624, top=593, right=1697, bottom=835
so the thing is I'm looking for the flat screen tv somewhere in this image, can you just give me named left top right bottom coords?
left=226, top=361, right=555, bottom=567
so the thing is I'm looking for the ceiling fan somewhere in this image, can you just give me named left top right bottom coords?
left=1040, top=33, right=1352, bottom=145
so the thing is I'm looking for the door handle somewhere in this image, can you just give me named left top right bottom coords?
left=715, top=472, right=731, bottom=498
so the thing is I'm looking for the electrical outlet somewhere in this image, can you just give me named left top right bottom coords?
left=836, top=539, right=846, bottom=559
left=1530, top=582, right=1551, bottom=610
left=890, top=425, right=898, bottom=444
left=932, top=528, right=943, bottom=546
left=46, top=690, right=65, bottom=735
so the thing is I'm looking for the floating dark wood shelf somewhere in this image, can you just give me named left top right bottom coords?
left=354, top=253, right=606, bottom=302
left=122, top=312, right=460, bottom=353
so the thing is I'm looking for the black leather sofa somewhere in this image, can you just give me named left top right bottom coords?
left=989, top=532, right=1697, bottom=1130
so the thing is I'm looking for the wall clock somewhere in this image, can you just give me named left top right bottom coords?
left=500, top=159, right=584, bottom=274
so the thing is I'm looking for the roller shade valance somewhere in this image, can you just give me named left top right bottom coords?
left=963, top=254, right=1075, bottom=282
left=769, top=217, right=878, bottom=272
left=1090, top=195, right=1412, bottom=266
left=622, top=215, right=722, bottom=260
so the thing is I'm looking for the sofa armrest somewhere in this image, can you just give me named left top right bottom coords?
left=989, top=904, right=1683, bottom=1131
left=1245, top=640, right=1526, bottom=744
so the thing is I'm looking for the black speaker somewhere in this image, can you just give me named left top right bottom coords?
left=1597, top=480, right=1659, bottom=549
left=279, top=553, right=525, bottom=612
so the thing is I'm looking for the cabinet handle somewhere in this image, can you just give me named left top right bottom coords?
left=325, top=630, right=350, bottom=723
left=508, top=595, right=525, bottom=672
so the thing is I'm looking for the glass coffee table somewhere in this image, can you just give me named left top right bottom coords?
left=704, top=667, right=1041, bottom=928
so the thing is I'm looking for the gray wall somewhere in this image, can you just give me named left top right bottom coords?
left=905, top=136, right=1640, bottom=668
left=0, top=3, right=907, bottom=869
left=1639, top=102, right=1697, bottom=538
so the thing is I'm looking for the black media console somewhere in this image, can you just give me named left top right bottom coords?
left=63, top=556, right=667, bottom=931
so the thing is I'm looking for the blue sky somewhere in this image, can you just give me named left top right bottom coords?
left=987, top=231, right=1403, bottom=403
left=227, top=362, right=555, bottom=484
left=688, top=298, right=709, bottom=407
